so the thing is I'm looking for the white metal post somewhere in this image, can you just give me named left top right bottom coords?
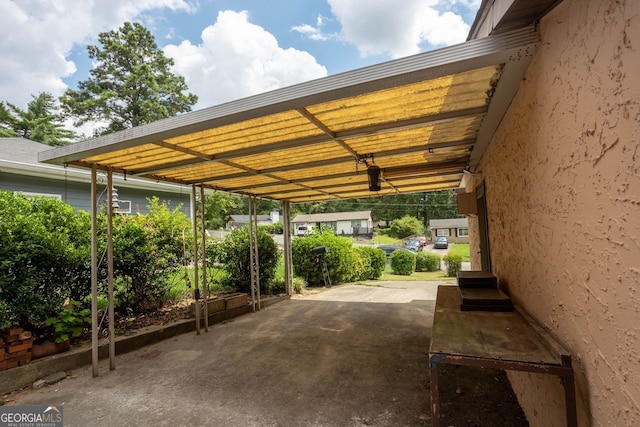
left=199, top=186, right=208, bottom=332
left=191, top=186, right=200, bottom=334
left=90, top=165, right=99, bottom=377
left=248, top=197, right=257, bottom=312
left=283, top=201, right=293, bottom=296
left=253, top=198, right=261, bottom=310
left=107, top=170, right=115, bottom=370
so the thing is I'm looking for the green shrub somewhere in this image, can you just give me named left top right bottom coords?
left=269, top=276, right=307, bottom=294
left=112, top=198, right=191, bottom=314
left=0, top=191, right=91, bottom=335
left=292, top=277, right=306, bottom=294
left=44, top=301, right=91, bottom=343
left=354, top=246, right=387, bottom=280
left=217, top=226, right=279, bottom=294
left=416, top=252, right=441, bottom=272
left=259, top=223, right=283, bottom=235
left=269, top=277, right=286, bottom=294
left=388, top=216, right=424, bottom=239
left=292, top=231, right=360, bottom=286
left=443, top=253, right=463, bottom=277
left=390, top=250, right=416, bottom=275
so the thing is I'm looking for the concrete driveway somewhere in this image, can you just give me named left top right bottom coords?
left=8, top=282, right=440, bottom=427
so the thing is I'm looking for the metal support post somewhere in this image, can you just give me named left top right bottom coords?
left=282, top=201, right=292, bottom=296
left=90, top=165, right=99, bottom=377
left=252, top=197, right=261, bottom=310
left=247, top=197, right=261, bottom=311
left=191, top=186, right=201, bottom=334
left=199, top=186, right=208, bottom=332
left=106, top=170, right=116, bottom=370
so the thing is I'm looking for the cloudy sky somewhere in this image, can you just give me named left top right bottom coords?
left=1, top=0, right=480, bottom=125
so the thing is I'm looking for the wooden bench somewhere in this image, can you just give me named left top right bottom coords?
left=429, top=285, right=577, bottom=426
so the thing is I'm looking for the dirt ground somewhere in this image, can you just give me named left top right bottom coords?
left=437, top=364, right=528, bottom=426
left=3, top=282, right=527, bottom=426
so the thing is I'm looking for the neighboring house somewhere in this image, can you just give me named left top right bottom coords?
left=226, top=209, right=280, bottom=229
left=291, top=211, right=373, bottom=237
left=0, top=137, right=191, bottom=215
left=428, top=218, right=469, bottom=243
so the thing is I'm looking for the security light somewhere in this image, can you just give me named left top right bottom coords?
left=367, top=165, right=381, bottom=191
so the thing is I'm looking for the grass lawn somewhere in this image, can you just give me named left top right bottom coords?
left=373, top=235, right=402, bottom=245
left=165, top=266, right=233, bottom=301
left=375, top=263, right=455, bottom=282
left=448, top=243, right=471, bottom=262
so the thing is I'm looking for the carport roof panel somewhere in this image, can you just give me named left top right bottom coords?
left=40, top=27, right=538, bottom=202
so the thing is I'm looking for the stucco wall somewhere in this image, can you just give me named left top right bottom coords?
left=468, top=0, right=640, bottom=425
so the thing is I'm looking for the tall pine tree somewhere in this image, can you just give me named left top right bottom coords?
left=60, top=22, right=198, bottom=135
left=0, top=92, right=76, bottom=146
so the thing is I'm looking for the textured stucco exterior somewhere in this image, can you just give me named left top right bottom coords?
left=467, top=0, right=640, bottom=425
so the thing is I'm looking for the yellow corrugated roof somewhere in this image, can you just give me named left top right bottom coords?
left=41, top=27, right=538, bottom=203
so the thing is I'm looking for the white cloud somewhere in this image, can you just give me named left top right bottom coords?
left=291, top=14, right=336, bottom=42
left=325, top=0, right=471, bottom=58
left=0, top=0, right=195, bottom=109
left=164, top=11, right=328, bottom=108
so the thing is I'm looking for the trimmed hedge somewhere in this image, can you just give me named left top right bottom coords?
left=292, top=232, right=361, bottom=286
left=354, top=246, right=387, bottom=280
left=390, top=250, right=416, bottom=276
left=0, top=192, right=193, bottom=339
left=416, top=252, right=441, bottom=272
left=0, top=191, right=91, bottom=332
left=443, top=253, right=463, bottom=277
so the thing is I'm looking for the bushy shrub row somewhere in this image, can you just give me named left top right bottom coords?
left=258, top=222, right=284, bottom=235
left=292, top=232, right=386, bottom=286
left=0, top=192, right=91, bottom=333
left=111, top=197, right=192, bottom=314
left=0, top=191, right=191, bottom=340
left=416, top=252, right=441, bottom=272
left=209, top=226, right=279, bottom=295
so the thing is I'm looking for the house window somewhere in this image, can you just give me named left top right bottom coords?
left=115, top=200, right=132, bottom=214
left=458, top=228, right=469, bottom=237
left=17, top=191, right=62, bottom=201
left=436, top=229, right=450, bottom=237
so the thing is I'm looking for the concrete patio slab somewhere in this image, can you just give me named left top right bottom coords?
left=5, top=282, right=438, bottom=426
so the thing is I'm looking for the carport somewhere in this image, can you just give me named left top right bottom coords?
left=40, top=27, right=538, bottom=376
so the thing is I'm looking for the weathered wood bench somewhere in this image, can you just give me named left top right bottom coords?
left=429, top=285, right=577, bottom=427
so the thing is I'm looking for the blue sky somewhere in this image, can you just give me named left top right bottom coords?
left=1, top=0, right=480, bottom=133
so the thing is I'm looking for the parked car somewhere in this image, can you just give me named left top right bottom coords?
left=433, top=236, right=449, bottom=249
left=377, top=245, right=412, bottom=259
left=415, top=236, right=428, bottom=247
left=405, top=239, right=421, bottom=252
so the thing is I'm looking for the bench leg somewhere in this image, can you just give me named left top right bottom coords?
left=430, top=357, right=440, bottom=427
left=563, top=372, right=577, bottom=427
